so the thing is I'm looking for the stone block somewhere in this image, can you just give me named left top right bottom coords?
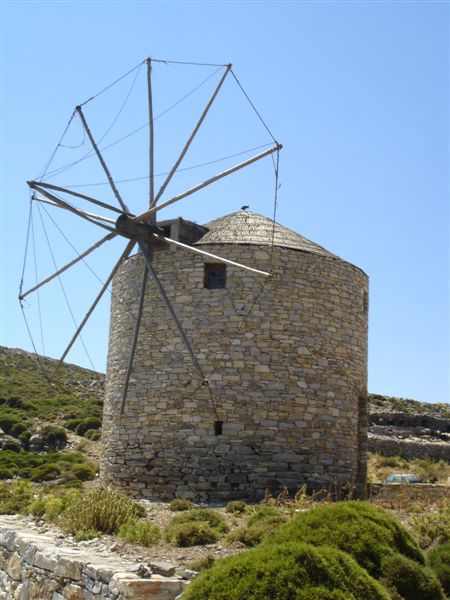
left=6, top=552, right=22, bottom=580
left=149, top=561, right=177, bottom=577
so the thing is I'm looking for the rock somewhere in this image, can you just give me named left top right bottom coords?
left=6, top=552, right=22, bottom=580
left=149, top=561, right=177, bottom=577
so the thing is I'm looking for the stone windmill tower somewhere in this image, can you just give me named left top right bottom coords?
left=101, top=210, right=368, bottom=501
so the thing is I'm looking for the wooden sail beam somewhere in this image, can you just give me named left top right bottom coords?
left=120, top=265, right=148, bottom=414
left=160, top=235, right=271, bottom=277
left=137, top=237, right=205, bottom=379
left=33, top=196, right=116, bottom=225
left=27, top=180, right=124, bottom=215
left=147, top=58, right=155, bottom=211
left=132, top=143, right=282, bottom=224
left=19, top=231, right=116, bottom=300
left=28, top=183, right=116, bottom=234
left=75, top=106, right=130, bottom=214
left=153, top=64, right=232, bottom=207
left=54, top=240, right=135, bottom=374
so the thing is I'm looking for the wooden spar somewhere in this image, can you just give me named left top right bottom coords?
left=29, top=183, right=116, bottom=233
left=75, top=106, right=130, bottom=214
left=19, top=232, right=116, bottom=300
left=147, top=58, right=155, bottom=211
left=27, top=180, right=124, bottom=215
left=159, top=235, right=271, bottom=277
left=137, top=237, right=204, bottom=379
left=153, top=64, right=232, bottom=206
left=132, top=143, right=282, bottom=224
left=120, top=265, right=148, bottom=414
left=54, top=240, right=135, bottom=373
left=33, top=196, right=116, bottom=225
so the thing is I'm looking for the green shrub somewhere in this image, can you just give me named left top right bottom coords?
left=75, top=529, right=101, bottom=541
left=428, top=541, right=450, bottom=596
left=0, top=480, right=33, bottom=514
left=44, top=497, right=65, bottom=520
left=381, top=553, right=445, bottom=600
left=0, top=468, right=14, bottom=480
left=188, top=556, right=215, bottom=572
left=169, top=498, right=193, bottom=512
left=182, top=541, right=390, bottom=600
left=30, top=463, right=62, bottom=482
left=225, top=500, right=247, bottom=514
left=167, top=509, right=228, bottom=535
left=65, top=418, right=83, bottom=431
left=269, top=501, right=424, bottom=578
left=10, top=423, right=29, bottom=438
left=2, top=439, right=21, bottom=452
left=118, top=518, right=161, bottom=546
left=60, top=488, right=143, bottom=535
left=166, top=521, right=220, bottom=547
left=84, top=429, right=101, bottom=441
left=0, top=414, right=21, bottom=434
left=410, top=501, right=450, bottom=548
left=227, top=515, right=287, bottom=548
left=41, top=425, right=67, bottom=450
left=75, top=417, right=102, bottom=437
left=71, top=463, right=96, bottom=481
left=247, top=505, right=282, bottom=527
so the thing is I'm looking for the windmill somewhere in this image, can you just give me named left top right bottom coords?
left=19, top=58, right=282, bottom=415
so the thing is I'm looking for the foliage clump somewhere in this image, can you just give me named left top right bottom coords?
left=0, top=450, right=96, bottom=484
left=268, top=501, right=424, bottom=578
left=182, top=541, right=390, bottom=600
left=169, top=498, right=193, bottom=511
left=227, top=505, right=286, bottom=547
left=165, top=509, right=228, bottom=547
left=0, top=480, right=33, bottom=514
left=381, top=553, right=445, bottom=600
left=225, top=500, right=247, bottom=514
left=118, top=518, right=161, bottom=546
left=60, top=488, right=143, bottom=535
left=428, top=541, right=450, bottom=596
left=410, top=500, right=450, bottom=548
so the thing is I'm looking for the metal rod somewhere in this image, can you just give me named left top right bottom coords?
left=153, top=64, right=232, bottom=206
left=33, top=196, right=116, bottom=224
left=19, top=231, right=116, bottom=300
left=120, top=265, right=148, bottom=414
left=27, top=180, right=125, bottom=215
left=76, top=106, right=130, bottom=214
left=160, top=235, right=271, bottom=276
left=137, top=237, right=204, bottom=378
left=29, top=183, right=116, bottom=233
left=132, top=143, right=282, bottom=224
left=54, top=240, right=135, bottom=374
left=147, top=58, right=155, bottom=211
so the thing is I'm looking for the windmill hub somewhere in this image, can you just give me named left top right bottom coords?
left=115, top=213, right=166, bottom=245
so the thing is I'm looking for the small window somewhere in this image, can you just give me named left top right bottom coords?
left=204, top=263, right=226, bottom=289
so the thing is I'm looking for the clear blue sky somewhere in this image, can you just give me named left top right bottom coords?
left=1, top=1, right=448, bottom=404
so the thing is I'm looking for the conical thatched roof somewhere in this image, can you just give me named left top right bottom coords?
left=195, top=210, right=336, bottom=258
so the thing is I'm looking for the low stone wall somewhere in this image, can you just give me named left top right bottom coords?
left=368, top=434, right=450, bottom=461
left=0, top=516, right=187, bottom=600
left=370, top=483, right=449, bottom=503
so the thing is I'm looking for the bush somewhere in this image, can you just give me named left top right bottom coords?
left=41, top=425, right=67, bottom=450
left=182, top=541, right=390, bottom=600
left=381, top=553, right=445, bottom=600
left=75, top=417, right=102, bottom=437
left=428, top=541, right=450, bottom=596
left=75, top=529, right=101, bottom=541
left=0, top=414, right=21, bottom=434
left=65, top=418, right=83, bottom=432
left=44, top=497, right=65, bottom=520
left=118, top=518, right=161, bottom=546
left=225, top=500, right=247, bottom=514
left=169, top=498, right=193, bottom=512
left=166, top=521, right=220, bottom=547
left=0, top=480, right=33, bottom=514
left=10, top=423, right=29, bottom=438
left=269, top=501, right=424, bottom=578
left=71, top=463, right=96, bottom=481
left=188, top=556, right=215, bottom=572
left=84, top=429, right=101, bottom=441
left=410, top=501, right=450, bottom=548
left=227, top=515, right=286, bottom=548
left=60, top=488, right=143, bottom=535
left=166, top=509, right=228, bottom=547
left=31, top=463, right=62, bottom=482
left=0, top=467, right=14, bottom=480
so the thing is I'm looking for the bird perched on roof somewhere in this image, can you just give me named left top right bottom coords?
left=241, top=205, right=249, bottom=210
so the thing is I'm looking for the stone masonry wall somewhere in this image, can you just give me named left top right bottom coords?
left=101, top=243, right=368, bottom=501
left=0, top=516, right=187, bottom=600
